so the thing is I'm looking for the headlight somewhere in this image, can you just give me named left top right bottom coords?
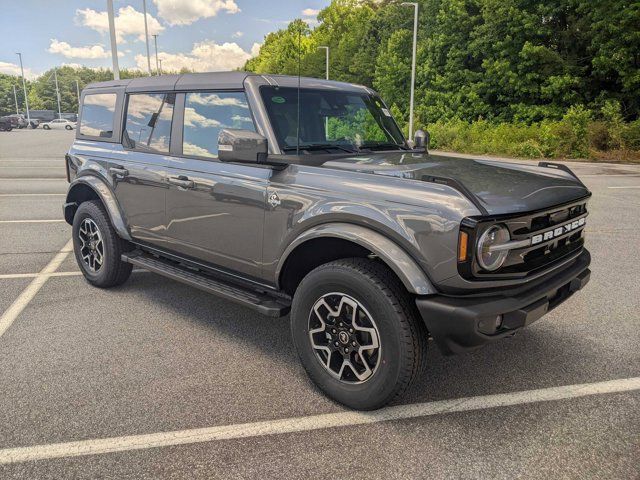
left=477, top=225, right=510, bottom=271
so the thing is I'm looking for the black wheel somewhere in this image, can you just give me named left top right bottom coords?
left=72, top=200, right=132, bottom=288
left=290, top=258, right=428, bottom=410
left=43, top=124, right=50, bottom=130
left=65, top=125, right=72, bottom=130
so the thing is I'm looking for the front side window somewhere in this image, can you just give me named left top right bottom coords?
left=182, top=92, right=254, bottom=158
left=260, top=86, right=406, bottom=153
left=80, top=93, right=116, bottom=138
left=124, top=93, right=175, bottom=153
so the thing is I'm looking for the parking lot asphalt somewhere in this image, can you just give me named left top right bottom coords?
left=0, top=128, right=638, bottom=479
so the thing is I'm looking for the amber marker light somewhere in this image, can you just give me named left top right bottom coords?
left=458, top=231, right=469, bottom=262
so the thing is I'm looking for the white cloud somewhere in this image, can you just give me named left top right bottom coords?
left=0, top=61, right=37, bottom=79
left=75, top=5, right=163, bottom=43
left=250, top=43, right=261, bottom=57
left=184, top=107, right=222, bottom=128
left=302, top=8, right=320, bottom=16
left=134, top=40, right=255, bottom=72
left=48, top=39, right=114, bottom=59
left=152, top=0, right=240, bottom=26
left=232, top=31, right=243, bottom=38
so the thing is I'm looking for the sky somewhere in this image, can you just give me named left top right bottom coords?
left=0, top=0, right=330, bottom=78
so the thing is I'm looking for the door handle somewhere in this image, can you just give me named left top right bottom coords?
left=109, top=166, right=129, bottom=179
left=169, top=175, right=195, bottom=189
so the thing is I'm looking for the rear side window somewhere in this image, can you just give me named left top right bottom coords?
left=124, top=93, right=175, bottom=153
left=182, top=92, right=254, bottom=158
left=80, top=93, right=117, bottom=138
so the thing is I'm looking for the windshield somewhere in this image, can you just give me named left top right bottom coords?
left=260, top=86, right=406, bottom=153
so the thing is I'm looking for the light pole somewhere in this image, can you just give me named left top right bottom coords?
left=106, top=0, right=120, bottom=80
left=13, top=85, right=19, bottom=114
left=16, top=53, right=31, bottom=127
left=52, top=67, right=62, bottom=119
left=401, top=2, right=418, bottom=141
left=75, top=79, right=81, bottom=113
left=317, top=45, right=329, bottom=80
left=142, top=0, right=152, bottom=75
left=159, top=59, right=163, bottom=75
left=152, top=34, right=160, bottom=75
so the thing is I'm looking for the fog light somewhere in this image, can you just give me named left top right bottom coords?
left=478, top=315, right=503, bottom=334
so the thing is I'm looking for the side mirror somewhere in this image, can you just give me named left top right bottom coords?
left=218, top=128, right=268, bottom=163
left=413, top=129, right=429, bottom=151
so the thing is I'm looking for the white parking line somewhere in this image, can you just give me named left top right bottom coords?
left=0, top=239, right=73, bottom=339
left=0, top=178, right=65, bottom=181
left=0, top=194, right=65, bottom=197
left=0, top=220, right=66, bottom=224
left=0, top=376, right=637, bottom=465
left=0, top=269, right=145, bottom=279
left=607, top=186, right=640, bottom=189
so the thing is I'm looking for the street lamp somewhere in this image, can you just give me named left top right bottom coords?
left=152, top=34, right=160, bottom=75
left=106, top=0, right=120, bottom=80
left=15, top=53, right=31, bottom=127
left=142, top=0, right=152, bottom=75
left=317, top=46, right=329, bottom=80
left=13, top=85, right=19, bottom=114
left=52, top=67, right=62, bottom=119
left=401, top=2, right=418, bottom=141
left=75, top=79, right=81, bottom=113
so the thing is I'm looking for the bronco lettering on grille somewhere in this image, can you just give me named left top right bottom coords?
left=531, top=217, right=586, bottom=246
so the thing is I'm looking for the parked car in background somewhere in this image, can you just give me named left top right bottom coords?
left=42, top=118, right=76, bottom=130
left=29, top=119, right=40, bottom=129
left=0, top=117, right=13, bottom=131
left=7, top=114, right=29, bottom=128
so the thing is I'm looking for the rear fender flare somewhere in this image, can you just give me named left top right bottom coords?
left=64, top=176, right=131, bottom=241
left=277, top=223, right=436, bottom=295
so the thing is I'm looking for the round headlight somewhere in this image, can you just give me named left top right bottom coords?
left=477, top=225, right=510, bottom=271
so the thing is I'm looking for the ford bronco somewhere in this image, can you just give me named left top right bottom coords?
left=64, top=72, right=591, bottom=409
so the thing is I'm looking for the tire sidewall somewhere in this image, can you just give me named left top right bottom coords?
left=291, top=264, right=408, bottom=409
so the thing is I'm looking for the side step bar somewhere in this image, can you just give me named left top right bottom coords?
left=122, top=251, right=290, bottom=318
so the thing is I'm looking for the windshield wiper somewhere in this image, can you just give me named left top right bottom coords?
left=283, top=144, right=357, bottom=154
left=359, top=142, right=408, bottom=151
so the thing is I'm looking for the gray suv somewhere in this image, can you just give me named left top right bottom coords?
left=64, top=72, right=591, bottom=409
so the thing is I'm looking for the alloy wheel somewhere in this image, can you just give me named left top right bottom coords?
left=78, top=218, right=104, bottom=272
left=308, top=293, right=381, bottom=383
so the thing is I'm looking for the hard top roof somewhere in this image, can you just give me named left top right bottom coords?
left=83, top=71, right=371, bottom=94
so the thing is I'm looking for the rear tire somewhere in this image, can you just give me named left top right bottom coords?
left=65, top=125, right=72, bottom=130
left=43, top=125, right=50, bottom=130
left=72, top=200, right=132, bottom=288
left=290, top=258, right=428, bottom=410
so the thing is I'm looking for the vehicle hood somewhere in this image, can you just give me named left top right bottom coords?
left=322, top=152, right=590, bottom=215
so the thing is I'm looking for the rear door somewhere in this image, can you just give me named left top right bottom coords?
left=164, top=91, right=268, bottom=279
left=110, top=92, right=175, bottom=246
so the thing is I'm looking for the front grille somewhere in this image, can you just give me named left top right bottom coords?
left=459, top=197, right=589, bottom=280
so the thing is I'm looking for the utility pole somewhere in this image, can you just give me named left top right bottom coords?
left=16, top=52, right=31, bottom=127
left=106, top=0, right=120, bottom=80
left=401, top=2, right=418, bottom=141
left=75, top=79, right=81, bottom=113
left=142, top=0, right=152, bottom=75
left=152, top=34, right=160, bottom=75
left=317, top=46, right=329, bottom=80
left=159, top=59, right=163, bottom=75
left=13, top=85, right=19, bottom=114
left=53, top=67, right=62, bottom=119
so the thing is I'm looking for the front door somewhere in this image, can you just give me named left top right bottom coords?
left=164, top=91, right=268, bottom=279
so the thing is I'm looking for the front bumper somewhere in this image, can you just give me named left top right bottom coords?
left=416, top=249, right=591, bottom=355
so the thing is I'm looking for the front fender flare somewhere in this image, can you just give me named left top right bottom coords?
left=64, top=176, right=131, bottom=241
left=276, top=223, right=436, bottom=295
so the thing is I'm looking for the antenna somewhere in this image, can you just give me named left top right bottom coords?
left=296, top=21, right=301, bottom=156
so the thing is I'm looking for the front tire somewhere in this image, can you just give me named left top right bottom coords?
left=43, top=124, right=50, bottom=130
left=290, top=258, right=428, bottom=410
left=72, top=200, right=132, bottom=288
left=65, top=125, right=72, bottom=130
